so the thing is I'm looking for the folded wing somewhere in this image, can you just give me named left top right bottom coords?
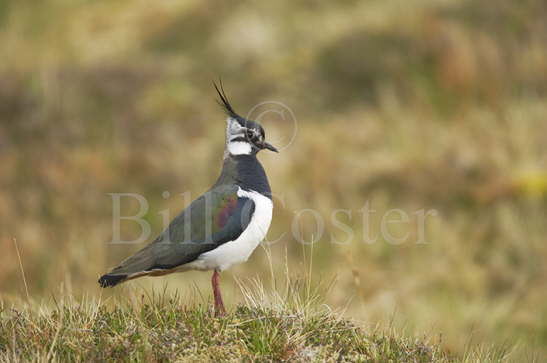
left=98, top=185, right=255, bottom=287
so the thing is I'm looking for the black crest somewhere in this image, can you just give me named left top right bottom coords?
left=213, top=80, right=241, bottom=119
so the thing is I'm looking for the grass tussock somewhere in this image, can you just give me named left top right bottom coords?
left=1, top=279, right=510, bottom=363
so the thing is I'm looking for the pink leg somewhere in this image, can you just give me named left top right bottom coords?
left=212, top=269, right=226, bottom=317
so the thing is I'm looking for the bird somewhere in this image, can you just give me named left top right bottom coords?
left=98, top=83, right=278, bottom=316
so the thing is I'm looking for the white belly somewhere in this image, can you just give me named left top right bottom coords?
left=186, top=188, right=273, bottom=271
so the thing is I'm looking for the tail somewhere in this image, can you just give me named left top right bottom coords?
left=98, top=239, right=180, bottom=288
left=98, top=274, right=127, bottom=288
left=98, top=242, right=161, bottom=288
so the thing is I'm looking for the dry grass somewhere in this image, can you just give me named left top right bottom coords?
left=1, top=274, right=510, bottom=362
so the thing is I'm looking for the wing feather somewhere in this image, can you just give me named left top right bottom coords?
left=99, top=185, right=255, bottom=287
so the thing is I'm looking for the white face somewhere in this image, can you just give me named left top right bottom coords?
left=226, top=117, right=253, bottom=155
left=226, top=117, right=245, bottom=139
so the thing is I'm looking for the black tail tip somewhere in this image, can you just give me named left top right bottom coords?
left=98, top=274, right=126, bottom=288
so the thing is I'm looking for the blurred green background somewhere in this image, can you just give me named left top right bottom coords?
left=1, top=0, right=547, bottom=359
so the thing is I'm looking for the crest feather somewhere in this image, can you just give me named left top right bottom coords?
left=213, top=80, right=240, bottom=119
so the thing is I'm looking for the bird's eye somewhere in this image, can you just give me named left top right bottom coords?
left=246, top=129, right=257, bottom=141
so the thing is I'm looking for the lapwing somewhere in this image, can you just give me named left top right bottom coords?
left=99, top=83, right=278, bottom=316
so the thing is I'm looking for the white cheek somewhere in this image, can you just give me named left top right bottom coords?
left=228, top=117, right=244, bottom=132
left=228, top=141, right=252, bottom=155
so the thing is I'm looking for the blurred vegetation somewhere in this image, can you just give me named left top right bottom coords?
left=1, top=0, right=547, bottom=360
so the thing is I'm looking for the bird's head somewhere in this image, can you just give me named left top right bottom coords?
left=214, top=82, right=278, bottom=156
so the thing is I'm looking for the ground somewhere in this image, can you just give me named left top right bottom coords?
left=1, top=283, right=510, bottom=362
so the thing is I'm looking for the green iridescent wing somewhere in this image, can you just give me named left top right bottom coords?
left=103, top=184, right=255, bottom=277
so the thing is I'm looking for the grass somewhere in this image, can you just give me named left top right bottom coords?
left=0, top=251, right=513, bottom=362
left=1, top=279, right=512, bottom=362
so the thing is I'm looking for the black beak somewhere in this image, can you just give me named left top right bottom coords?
left=261, top=142, right=278, bottom=152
